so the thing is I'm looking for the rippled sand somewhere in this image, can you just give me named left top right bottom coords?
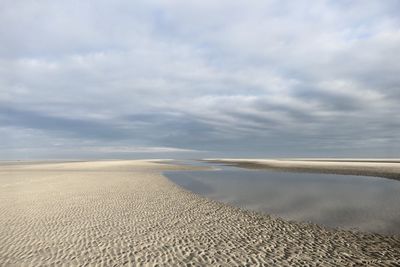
left=0, top=160, right=399, bottom=266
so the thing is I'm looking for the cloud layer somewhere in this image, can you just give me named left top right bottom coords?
left=1, top=0, right=399, bottom=159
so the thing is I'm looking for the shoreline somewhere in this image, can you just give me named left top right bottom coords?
left=204, top=158, right=400, bottom=181
left=1, top=160, right=399, bottom=265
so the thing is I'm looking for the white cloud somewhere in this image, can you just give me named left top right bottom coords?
left=0, top=0, right=399, bottom=158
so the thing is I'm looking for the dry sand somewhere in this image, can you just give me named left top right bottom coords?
left=0, top=160, right=399, bottom=266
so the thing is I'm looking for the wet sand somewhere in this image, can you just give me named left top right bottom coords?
left=0, top=160, right=399, bottom=266
left=206, top=158, right=400, bottom=181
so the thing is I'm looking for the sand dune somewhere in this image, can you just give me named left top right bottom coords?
left=0, top=160, right=399, bottom=266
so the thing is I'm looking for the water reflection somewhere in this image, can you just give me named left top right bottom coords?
left=165, top=163, right=400, bottom=235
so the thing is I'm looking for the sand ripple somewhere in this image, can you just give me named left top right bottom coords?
left=0, top=160, right=399, bottom=266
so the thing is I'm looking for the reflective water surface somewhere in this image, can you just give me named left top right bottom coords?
left=165, top=161, right=400, bottom=235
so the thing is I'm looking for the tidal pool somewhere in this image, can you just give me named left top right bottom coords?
left=165, top=161, right=400, bottom=235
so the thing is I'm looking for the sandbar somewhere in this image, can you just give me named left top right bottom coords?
left=0, top=160, right=399, bottom=266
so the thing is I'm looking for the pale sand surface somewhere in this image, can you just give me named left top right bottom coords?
left=0, top=160, right=399, bottom=266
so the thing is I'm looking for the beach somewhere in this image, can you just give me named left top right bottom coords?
left=0, top=160, right=399, bottom=266
left=206, top=159, right=400, bottom=181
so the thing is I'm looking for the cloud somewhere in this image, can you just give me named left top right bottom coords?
left=0, top=0, right=399, bottom=158
left=86, top=146, right=201, bottom=153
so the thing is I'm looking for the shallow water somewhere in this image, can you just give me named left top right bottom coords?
left=165, top=161, right=400, bottom=235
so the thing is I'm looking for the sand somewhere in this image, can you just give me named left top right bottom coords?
left=206, top=158, right=400, bottom=181
left=0, top=160, right=399, bottom=266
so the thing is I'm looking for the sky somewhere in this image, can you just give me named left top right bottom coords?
left=1, top=0, right=400, bottom=159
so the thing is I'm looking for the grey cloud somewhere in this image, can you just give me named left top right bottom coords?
left=0, top=0, right=399, bottom=159
left=0, top=104, right=131, bottom=140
